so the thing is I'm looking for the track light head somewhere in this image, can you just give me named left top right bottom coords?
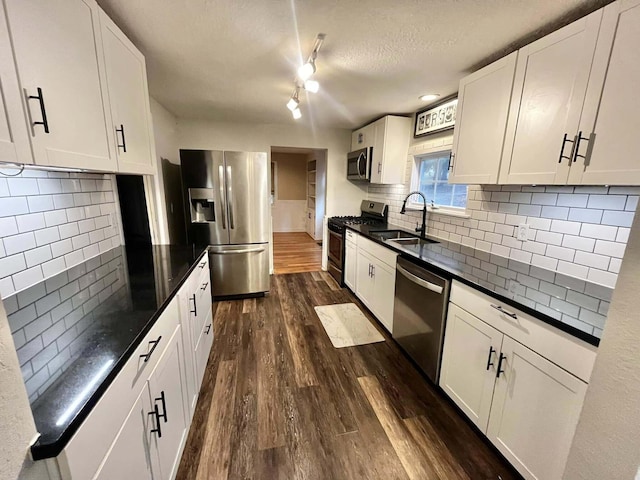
left=286, top=96, right=299, bottom=111
left=304, top=80, right=319, bottom=93
left=297, top=61, right=316, bottom=81
left=292, top=108, right=302, bottom=120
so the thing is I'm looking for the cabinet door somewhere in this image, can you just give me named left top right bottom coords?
left=194, top=309, right=214, bottom=390
left=5, top=0, right=116, bottom=171
left=449, top=53, right=517, bottom=184
left=0, top=5, right=31, bottom=164
left=344, top=241, right=357, bottom=290
left=499, top=10, right=603, bottom=184
left=487, top=336, right=588, bottom=480
left=370, top=118, right=385, bottom=184
left=371, top=259, right=395, bottom=333
left=439, top=304, right=503, bottom=433
left=99, top=11, right=155, bottom=175
left=94, top=383, right=159, bottom=480
left=148, top=327, right=189, bottom=480
left=569, top=0, right=640, bottom=185
left=355, top=249, right=374, bottom=308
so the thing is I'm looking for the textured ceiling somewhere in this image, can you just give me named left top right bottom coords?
left=97, top=0, right=612, bottom=129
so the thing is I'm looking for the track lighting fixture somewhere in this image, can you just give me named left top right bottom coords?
left=285, top=33, right=326, bottom=120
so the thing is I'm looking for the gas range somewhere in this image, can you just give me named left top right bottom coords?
left=327, top=201, right=388, bottom=284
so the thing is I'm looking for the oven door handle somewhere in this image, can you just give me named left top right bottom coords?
left=397, top=265, right=443, bottom=294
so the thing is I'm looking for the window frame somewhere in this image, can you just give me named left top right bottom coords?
left=407, top=142, right=469, bottom=215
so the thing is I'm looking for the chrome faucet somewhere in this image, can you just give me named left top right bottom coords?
left=400, top=191, right=428, bottom=239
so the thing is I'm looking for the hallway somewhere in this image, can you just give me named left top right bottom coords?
left=273, top=232, right=322, bottom=274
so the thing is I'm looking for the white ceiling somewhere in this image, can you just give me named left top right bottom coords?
left=97, top=0, right=611, bottom=129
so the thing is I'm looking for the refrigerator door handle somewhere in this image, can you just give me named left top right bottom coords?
left=218, top=165, right=227, bottom=229
left=210, top=246, right=266, bottom=255
left=226, top=165, right=235, bottom=229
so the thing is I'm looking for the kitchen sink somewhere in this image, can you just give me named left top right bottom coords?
left=390, top=237, right=438, bottom=247
left=369, top=230, right=418, bottom=241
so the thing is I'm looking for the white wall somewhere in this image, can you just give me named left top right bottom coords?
left=177, top=119, right=366, bottom=267
left=0, top=298, right=51, bottom=480
left=563, top=208, right=640, bottom=479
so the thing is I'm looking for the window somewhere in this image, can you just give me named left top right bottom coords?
left=410, top=150, right=467, bottom=211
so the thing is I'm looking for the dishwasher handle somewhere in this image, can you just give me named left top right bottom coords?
left=397, top=265, right=444, bottom=294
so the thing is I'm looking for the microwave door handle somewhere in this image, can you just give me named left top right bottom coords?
left=226, top=165, right=235, bottom=229
left=357, top=152, right=364, bottom=178
left=218, top=165, right=227, bottom=229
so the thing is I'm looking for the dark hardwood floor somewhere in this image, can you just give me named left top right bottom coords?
left=176, top=272, right=519, bottom=480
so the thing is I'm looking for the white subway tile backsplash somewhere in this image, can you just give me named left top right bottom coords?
left=61, top=179, right=81, bottom=193
left=27, top=195, right=54, bottom=213
left=562, top=235, right=595, bottom=252
left=580, top=223, right=618, bottom=240
left=557, top=194, right=588, bottom=208
left=0, top=217, right=19, bottom=236
left=78, top=218, right=96, bottom=234
left=550, top=219, right=581, bottom=235
left=64, top=250, right=84, bottom=269
left=616, top=228, right=630, bottom=243
left=608, top=258, right=622, bottom=274
left=536, top=230, right=563, bottom=246
left=41, top=257, right=67, bottom=278
left=510, top=192, right=532, bottom=203
left=587, top=269, right=617, bottom=288
left=44, top=210, right=67, bottom=227
left=0, top=197, right=29, bottom=217
left=0, top=178, right=8, bottom=196
left=65, top=207, right=85, bottom=222
left=58, top=222, right=80, bottom=240
left=36, top=179, right=62, bottom=195
left=34, top=226, right=60, bottom=246
left=16, top=213, right=46, bottom=233
left=50, top=239, right=73, bottom=258
left=574, top=251, right=610, bottom=270
left=13, top=266, right=44, bottom=291
left=625, top=196, right=638, bottom=211
left=527, top=217, right=551, bottom=231
left=568, top=208, right=603, bottom=224
left=0, top=254, right=27, bottom=277
left=601, top=210, right=635, bottom=227
left=510, top=249, right=532, bottom=263
left=594, top=240, right=626, bottom=258
left=587, top=194, right=626, bottom=210
left=25, top=246, right=52, bottom=268
left=8, top=178, right=39, bottom=196
left=531, top=193, right=557, bottom=205
left=557, top=261, right=589, bottom=279
left=4, top=232, right=37, bottom=255
left=52, top=194, right=74, bottom=209
left=546, top=245, right=575, bottom=262
left=518, top=204, right=542, bottom=216
left=541, top=206, right=569, bottom=220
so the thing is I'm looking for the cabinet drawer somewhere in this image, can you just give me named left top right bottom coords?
left=193, top=277, right=212, bottom=340
left=450, top=281, right=596, bottom=382
left=357, top=235, right=397, bottom=269
left=345, top=229, right=358, bottom=245
left=193, top=309, right=214, bottom=389
left=60, top=298, right=180, bottom=480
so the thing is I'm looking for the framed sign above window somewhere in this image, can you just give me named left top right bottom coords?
left=414, top=96, right=458, bottom=138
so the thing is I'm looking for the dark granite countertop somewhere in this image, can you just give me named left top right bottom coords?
left=346, top=223, right=611, bottom=347
left=9, top=244, right=208, bottom=460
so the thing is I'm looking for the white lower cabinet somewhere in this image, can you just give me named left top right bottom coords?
left=440, top=304, right=503, bottom=432
left=350, top=232, right=397, bottom=333
left=487, top=337, right=588, bottom=480
left=59, top=255, right=213, bottom=480
left=94, top=383, right=158, bottom=480
left=441, top=281, right=594, bottom=480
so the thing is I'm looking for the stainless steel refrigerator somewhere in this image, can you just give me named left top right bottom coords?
left=180, top=150, right=270, bottom=297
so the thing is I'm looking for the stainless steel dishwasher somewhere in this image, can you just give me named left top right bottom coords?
left=392, top=257, right=451, bottom=383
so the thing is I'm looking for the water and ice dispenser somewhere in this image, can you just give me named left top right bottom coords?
left=188, top=188, right=215, bottom=223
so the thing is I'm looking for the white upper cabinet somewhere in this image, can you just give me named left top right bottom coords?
left=351, top=122, right=375, bottom=150
left=449, top=53, right=518, bottom=184
left=0, top=5, right=31, bottom=165
left=499, top=10, right=603, bottom=184
left=99, top=10, right=156, bottom=175
left=370, top=115, right=411, bottom=184
left=4, top=0, right=116, bottom=171
left=569, top=0, right=640, bottom=185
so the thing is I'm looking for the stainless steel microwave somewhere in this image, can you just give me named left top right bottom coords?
left=347, top=147, right=372, bottom=181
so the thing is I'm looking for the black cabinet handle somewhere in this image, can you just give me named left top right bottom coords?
left=490, top=304, right=518, bottom=319
left=148, top=406, right=162, bottom=438
left=448, top=152, right=455, bottom=171
left=486, top=346, right=496, bottom=371
left=557, top=133, right=576, bottom=164
left=28, top=87, right=50, bottom=134
left=572, top=131, right=591, bottom=163
left=199, top=261, right=206, bottom=269
left=140, top=336, right=162, bottom=363
left=155, top=390, right=168, bottom=423
left=201, top=282, right=209, bottom=291
left=190, top=294, right=197, bottom=316
left=116, top=124, right=127, bottom=152
left=496, top=353, right=507, bottom=378
left=205, top=324, right=212, bottom=335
